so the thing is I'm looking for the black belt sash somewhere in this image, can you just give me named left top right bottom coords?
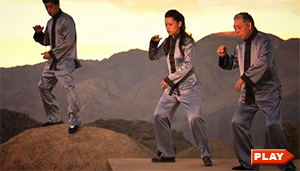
left=168, top=69, right=195, bottom=96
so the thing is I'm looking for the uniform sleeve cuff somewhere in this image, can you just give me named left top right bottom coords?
left=150, top=40, right=159, bottom=44
left=33, top=32, right=44, bottom=42
left=219, top=54, right=229, bottom=67
left=150, top=40, right=159, bottom=48
left=49, top=50, right=57, bottom=61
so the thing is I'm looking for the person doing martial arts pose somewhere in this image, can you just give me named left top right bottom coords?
left=217, top=12, right=296, bottom=170
left=33, top=0, right=82, bottom=134
left=148, top=9, right=212, bottom=166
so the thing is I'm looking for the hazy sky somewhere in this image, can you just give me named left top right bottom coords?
left=0, top=0, right=299, bottom=68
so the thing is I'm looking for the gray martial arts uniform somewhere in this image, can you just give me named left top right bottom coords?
left=219, top=28, right=296, bottom=171
left=34, top=9, right=82, bottom=127
left=149, top=35, right=211, bottom=159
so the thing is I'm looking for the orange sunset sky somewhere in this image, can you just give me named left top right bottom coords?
left=0, top=0, right=299, bottom=68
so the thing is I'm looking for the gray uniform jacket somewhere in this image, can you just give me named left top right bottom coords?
left=149, top=36, right=198, bottom=95
left=219, top=31, right=280, bottom=92
left=34, top=10, right=81, bottom=76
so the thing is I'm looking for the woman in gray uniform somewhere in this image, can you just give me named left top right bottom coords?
left=148, top=9, right=212, bottom=166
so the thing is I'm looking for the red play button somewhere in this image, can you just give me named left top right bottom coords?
left=251, top=149, right=295, bottom=165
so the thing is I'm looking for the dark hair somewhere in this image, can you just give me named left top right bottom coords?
left=164, top=9, right=193, bottom=56
left=234, top=12, right=255, bottom=27
left=43, top=0, right=59, bottom=5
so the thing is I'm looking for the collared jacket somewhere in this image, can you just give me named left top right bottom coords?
left=219, top=31, right=281, bottom=91
left=149, top=36, right=199, bottom=95
left=34, top=10, right=81, bottom=75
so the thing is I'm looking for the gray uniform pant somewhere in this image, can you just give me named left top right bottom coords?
left=153, top=83, right=211, bottom=158
left=38, top=71, right=81, bottom=126
left=232, top=86, right=296, bottom=170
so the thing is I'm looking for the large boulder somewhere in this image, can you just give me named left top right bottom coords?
left=1, top=124, right=155, bottom=170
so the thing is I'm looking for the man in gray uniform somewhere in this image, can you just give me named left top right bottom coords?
left=33, top=0, right=82, bottom=134
left=217, top=12, right=296, bottom=170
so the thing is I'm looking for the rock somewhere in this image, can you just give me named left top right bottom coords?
left=1, top=124, right=155, bottom=170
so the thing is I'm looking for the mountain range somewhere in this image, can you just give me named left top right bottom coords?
left=1, top=32, right=299, bottom=146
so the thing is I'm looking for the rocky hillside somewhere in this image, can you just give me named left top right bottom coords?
left=1, top=109, right=298, bottom=166
left=0, top=109, right=42, bottom=143
left=1, top=109, right=193, bottom=153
